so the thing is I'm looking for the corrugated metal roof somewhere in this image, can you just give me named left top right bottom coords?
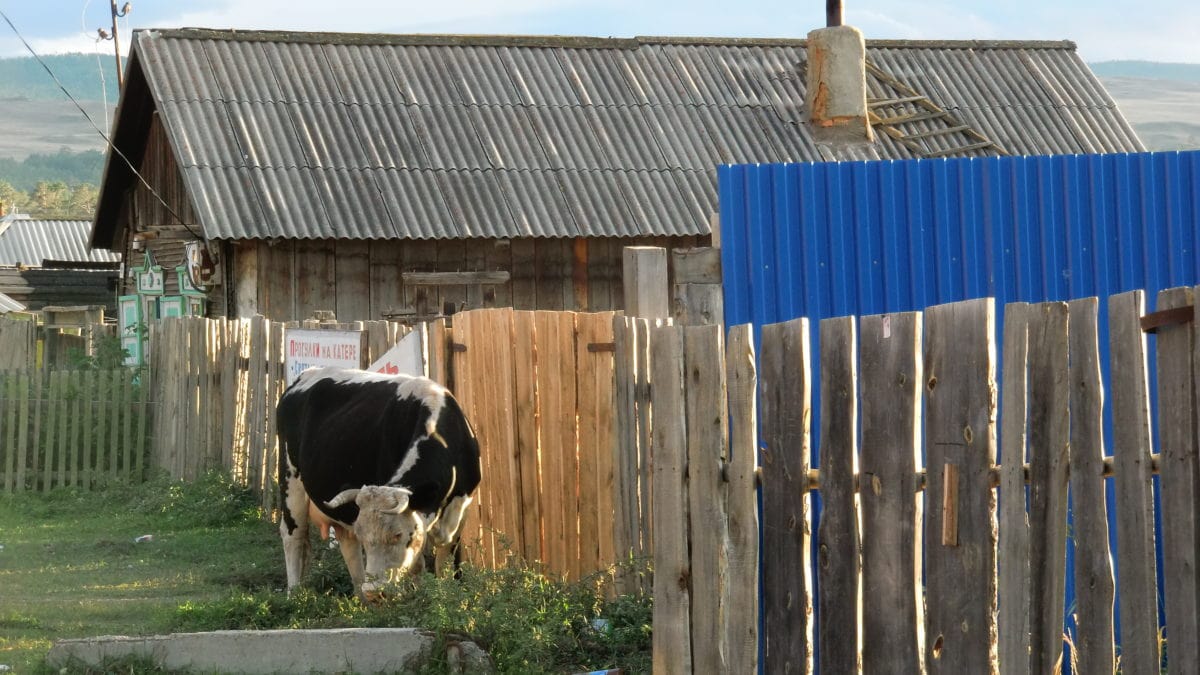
left=0, top=217, right=121, bottom=267
left=106, top=29, right=1144, bottom=243
left=0, top=291, right=26, bottom=313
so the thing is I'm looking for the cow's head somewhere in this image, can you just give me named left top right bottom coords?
left=327, top=485, right=426, bottom=600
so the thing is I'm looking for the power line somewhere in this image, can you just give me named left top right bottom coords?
left=0, top=8, right=202, bottom=240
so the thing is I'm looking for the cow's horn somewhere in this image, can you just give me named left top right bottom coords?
left=326, top=488, right=362, bottom=508
left=381, top=487, right=412, bottom=514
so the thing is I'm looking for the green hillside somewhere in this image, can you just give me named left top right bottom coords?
left=0, top=52, right=120, bottom=101
left=1089, top=60, right=1200, bottom=82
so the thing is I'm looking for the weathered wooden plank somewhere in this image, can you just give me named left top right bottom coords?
left=438, top=240, right=468, bottom=315
left=134, top=365, right=147, bottom=483
left=923, top=298, right=997, bottom=675
left=759, top=318, right=814, bottom=675
left=82, top=369, right=94, bottom=488
left=611, top=317, right=636, bottom=586
left=295, top=240, right=337, bottom=320
left=537, top=310, right=580, bottom=576
left=587, top=239, right=614, bottom=312
left=221, top=319, right=240, bottom=473
left=42, top=370, right=59, bottom=491
left=4, top=373, right=17, bottom=492
left=512, top=311, right=542, bottom=564
left=110, top=368, right=125, bottom=478
left=1155, top=286, right=1200, bottom=675
left=671, top=247, right=722, bottom=285
left=264, top=321, right=285, bottom=513
left=577, top=312, right=617, bottom=574
left=860, top=311, right=924, bottom=675
left=624, top=246, right=669, bottom=318
left=69, top=371, right=82, bottom=487
left=1067, top=297, right=1116, bottom=675
left=369, top=240, right=402, bottom=320
left=449, top=313, right=486, bottom=567
left=725, top=324, right=759, bottom=674
left=57, top=371, right=70, bottom=488
left=1104, top=290, right=1161, bottom=672
left=488, top=309, right=521, bottom=565
left=16, top=371, right=31, bottom=492
left=335, top=240, right=371, bottom=322
left=635, top=317, right=656, bottom=572
left=510, top=240, right=537, bottom=310
left=683, top=324, right=728, bottom=674
left=258, top=241, right=295, bottom=322
left=817, top=316, right=860, bottom=674
left=247, top=316, right=268, bottom=492
left=998, top=303, right=1031, bottom=675
left=649, top=324, right=692, bottom=674
left=1026, top=302, right=1070, bottom=675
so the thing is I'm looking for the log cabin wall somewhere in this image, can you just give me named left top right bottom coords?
left=116, top=114, right=221, bottom=313
left=237, top=234, right=703, bottom=323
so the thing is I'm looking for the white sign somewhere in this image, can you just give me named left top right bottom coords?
left=285, top=328, right=365, bottom=384
left=367, top=327, right=426, bottom=377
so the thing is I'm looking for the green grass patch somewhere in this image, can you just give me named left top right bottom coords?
left=0, top=473, right=652, bottom=674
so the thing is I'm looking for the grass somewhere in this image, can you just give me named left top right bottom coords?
left=0, top=472, right=652, bottom=674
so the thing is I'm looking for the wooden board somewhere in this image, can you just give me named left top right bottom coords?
left=612, top=316, right=637, bottom=582
left=683, top=324, right=728, bottom=673
left=634, top=317, right=656, bottom=564
left=438, top=240, right=468, bottom=315
left=817, top=316, right=860, bottom=673
left=3, top=374, right=14, bottom=492
left=258, top=241, right=295, bottom=322
left=1104, top=290, right=1161, bottom=672
left=534, top=310, right=580, bottom=576
left=369, top=240, right=403, bottom=320
left=998, top=303, right=1031, bottom=675
left=1155, top=286, right=1200, bottom=675
left=82, top=370, right=95, bottom=487
left=859, top=312, right=924, bottom=675
left=725, top=324, right=759, bottom=674
left=649, top=324, right=692, bottom=674
left=510, top=240, right=537, bottom=310
left=513, top=311, right=542, bottom=563
left=759, top=318, right=814, bottom=675
left=923, top=298, right=997, bottom=675
left=451, top=312, right=491, bottom=566
left=535, top=241, right=567, bottom=311
left=1026, top=302, right=1070, bottom=674
left=577, top=312, right=617, bottom=574
left=335, top=240, right=371, bottom=322
left=572, top=239, right=589, bottom=311
left=16, top=371, right=31, bottom=492
left=296, top=240, right=337, bottom=320
left=1067, top=298, right=1115, bottom=675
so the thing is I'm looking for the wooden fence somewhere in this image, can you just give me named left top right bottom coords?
left=449, top=308, right=621, bottom=580
left=0, top=368, right=148, bottom=493
left=147, top=316, right=422, bottom=514
left=634, top=288, right=1200, bottom=674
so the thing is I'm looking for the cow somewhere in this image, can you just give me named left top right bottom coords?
left=276, top=366, right=481, bottom=601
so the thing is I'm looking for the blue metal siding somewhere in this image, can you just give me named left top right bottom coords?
left=722, top=152, right=1200, bottom=328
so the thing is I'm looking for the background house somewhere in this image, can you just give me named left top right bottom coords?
left=0, top=213, right=120, bottom=313
left=89, top=28, right=1144, bottom=323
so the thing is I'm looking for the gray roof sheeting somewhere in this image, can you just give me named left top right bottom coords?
left=0, top=218, right=121, bottom=267
left=116, top=30, right=1144, bottom=242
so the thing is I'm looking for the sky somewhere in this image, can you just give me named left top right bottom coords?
left=1, top=0, right=1199, bottom=64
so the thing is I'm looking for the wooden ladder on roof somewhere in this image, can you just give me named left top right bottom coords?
left=865, top=60, right=1009, bottom=158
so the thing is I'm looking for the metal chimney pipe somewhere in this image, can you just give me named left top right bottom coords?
left=827, top=0, right=843, bottom=27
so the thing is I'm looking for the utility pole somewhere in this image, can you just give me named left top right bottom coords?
left=103, top=2, right=132, bottom=88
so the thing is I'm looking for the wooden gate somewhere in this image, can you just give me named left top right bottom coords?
left=450, top=308, right=617, bottom=580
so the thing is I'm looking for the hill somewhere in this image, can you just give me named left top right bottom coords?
left=0, top=52, right=121, bottom=102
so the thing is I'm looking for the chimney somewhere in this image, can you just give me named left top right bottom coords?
left=805, top=2, right=873, bottom=142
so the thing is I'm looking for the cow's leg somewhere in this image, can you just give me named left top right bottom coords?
left=429, top=494, right=473, bottom=577
left=279, top=461, right=311, bottom=594
left=333, top=525, right=367, bottom=598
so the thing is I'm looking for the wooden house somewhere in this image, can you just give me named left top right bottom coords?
left=0, top=215, right=120, bottom=313
left=89, top=28, right=1144, bottom=323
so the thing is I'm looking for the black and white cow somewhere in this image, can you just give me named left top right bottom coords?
left=276, top=366, right=481, bottom=600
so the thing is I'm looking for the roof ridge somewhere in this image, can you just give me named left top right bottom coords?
left=136, top=28, right=1077, bottom=51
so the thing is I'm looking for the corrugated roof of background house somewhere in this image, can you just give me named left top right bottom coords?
left=94, top=29, right=1145, bottom=245
left=0, top=216, right=122, bottom=267
left=0, top=291, right=25, bottom=313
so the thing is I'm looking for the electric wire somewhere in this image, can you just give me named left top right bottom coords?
left=1, top=8, right=202, bottom=240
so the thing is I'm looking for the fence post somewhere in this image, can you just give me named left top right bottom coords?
left=817, top=316, right=860, bottom=673
left=860, top=311, right=924, bottom=674
left=998, top=303, right=1031, bottom=675
left=650, top=324, right=692, bottom=674
left=1155, top=286, right=1200, bottom=675
left=623, top=247, right=669, bottom=319
left=760, top=318, right=813, bottom=674
left=923, top=298, right=998, bottom=675
left=724, top=324, right=759, bottom=673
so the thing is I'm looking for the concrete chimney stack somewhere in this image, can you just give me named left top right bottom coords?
left=805, top=24, right=873, bottom=142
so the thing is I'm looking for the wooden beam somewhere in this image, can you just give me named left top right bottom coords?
left=401, top=271, right=511, bottom=286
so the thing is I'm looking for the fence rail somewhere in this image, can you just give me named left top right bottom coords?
left=633, top=287, right=1200, bottom=674
left=0, top=368, right=148, bottom=493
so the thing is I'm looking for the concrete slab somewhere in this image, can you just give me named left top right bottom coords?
left=47, top=627, right=493, bottom=674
